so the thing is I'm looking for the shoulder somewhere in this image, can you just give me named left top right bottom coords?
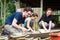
left=15, top=12, right=22, bottom=15
left=14, top=12, right=22, bottom=17
left=14, top=12, right=22, bottom=19
left=25, top=17, right=31, bottom=21
left=26, top=17, right=31, bottom=20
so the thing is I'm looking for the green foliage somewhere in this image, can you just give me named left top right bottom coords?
left=7, top=3, right=15, bottom=13
left=34, top=22, right=40, bottom=31
left=0, top=18, right=2, bottom=26
left=0, top=0, right=16, bottom=26
left=6, top=2, right=16, bottom=17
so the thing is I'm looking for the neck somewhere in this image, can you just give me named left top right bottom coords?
left=31, top=17, right=34, bottom=20
left=22, top=12, right=25, bottom=17
left=46, top=14, right=49, bottom=17
left=47, top=15, right=49, bottom=17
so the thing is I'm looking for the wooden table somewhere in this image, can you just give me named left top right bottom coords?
left=8, top=32, right=41, bottom=40
left=8, top=29, right=60, bottom=40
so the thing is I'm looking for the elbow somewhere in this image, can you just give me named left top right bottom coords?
left=12, top=23, right=14, bottom=26
left=27, top=26, right=29, bottom=28
left=12, top=23, right=15, bottom=26
left=27, top=26, right=30, bottom=29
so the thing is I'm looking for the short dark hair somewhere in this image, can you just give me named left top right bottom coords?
left=30, top=13, right=38, bottom=17
left=46, top=8, right=52, bottom=11
left=23, top=7, right=33, bottom=12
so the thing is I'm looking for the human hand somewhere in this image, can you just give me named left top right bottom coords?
left=22, top=28, right=28, bottom=33
left=44, top=29, right=48, bottom=31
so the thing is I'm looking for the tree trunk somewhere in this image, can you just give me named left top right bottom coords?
left=16, top=0, right=20, bottom=11
left=0, top=0, right=3, bottom=26
left=41, top=0, right=43, bottom=17
left=4, top=0, right=6, bottom=25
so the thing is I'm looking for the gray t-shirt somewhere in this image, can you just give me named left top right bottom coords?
left=24, top=17, right=34, bottom=29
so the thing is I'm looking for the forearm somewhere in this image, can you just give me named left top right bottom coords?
left=32, top=27, right=35, bottom=30
left=41, top=21, right=47, bottom=30
left=27, top=26, right=34, bottom=32
left=12, top=23, right=23, bottom=29
left=49, top=21, right=52, bottom=30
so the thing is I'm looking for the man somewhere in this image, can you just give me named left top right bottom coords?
left=38, top=8, right=55, bottom=31
left=2, top=7, right=33, bottom=36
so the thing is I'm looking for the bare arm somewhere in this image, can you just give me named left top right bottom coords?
left=49, top=21, right=52, bottom=31
left=41, top=21, right=48, bottom=31
left=12, top=18, right=27, bottom=31
left=27, top=20, right=34, bottom=32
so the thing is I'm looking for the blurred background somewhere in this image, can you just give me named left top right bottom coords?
left=0, top=0, right=60, bottom=30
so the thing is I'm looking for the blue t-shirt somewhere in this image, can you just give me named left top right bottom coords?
left=5, top=12, right=25, bottom=25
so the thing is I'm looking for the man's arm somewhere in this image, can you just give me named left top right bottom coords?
left=41, top=21, right=48, bottom=31
left=49, top=21, right=52, bottom=31
left=12, top=18, right=27, bottom=31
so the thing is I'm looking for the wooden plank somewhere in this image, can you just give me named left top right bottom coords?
left=16, top=38, right=26, bottom=40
